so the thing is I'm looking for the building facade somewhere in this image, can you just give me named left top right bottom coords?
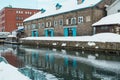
left=93, top=0, right=120, bottom=34
left=24, top=0, right=115, bottom=37
left=106, top=0, right=120, bottom=15
left=0, top=7, right=40, bottom=32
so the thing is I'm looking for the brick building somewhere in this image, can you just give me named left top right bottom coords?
left=24, top=0, right=115, bottom=37
left=0, top=7, right=40, bottom=32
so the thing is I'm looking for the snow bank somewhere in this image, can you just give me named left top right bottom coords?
left=0, top=62, right=31, bottom=80
left=92, top=13, right=120, bottom=26
left=21, top=33, right=120, bottom=43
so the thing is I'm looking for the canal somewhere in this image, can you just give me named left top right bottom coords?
left=0, top=44, right=120, bottom=80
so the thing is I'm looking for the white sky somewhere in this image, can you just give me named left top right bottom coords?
left=0, top=0, right=65, bottom=10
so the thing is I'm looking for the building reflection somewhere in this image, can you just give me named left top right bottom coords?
left=18, top=47, right=120, bottom=80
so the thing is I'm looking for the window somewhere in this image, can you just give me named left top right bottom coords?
left=38, top=23, right=41, bottom=28
left=66, top=18, right=71, bottom=25
left=54, top=21, right=57, bottom=27
left=46, top=22, right=51, bottom=27
left=59, top=19, right=63, bottom=26
left=71, top=17, right=76, bottom=25
left=32, top=24, right=36, bottom=29
left=66, top=19, right=69, bottom=25
left=78, top=16, right=84, bottom=24
left=41, top=23, right=45, bottom=28
left=86, top=16, right=91, bottom=22
left=16, top=11, right=19, bottom=13
left=118, top=10, right=120, bottom=12
left=16, top=16, right=19, bottom=20
left=101, top=26, right=108, bottom=30
left=28, top=25, right=31, bottom=29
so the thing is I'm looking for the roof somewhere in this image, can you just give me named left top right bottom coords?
left=24, top=0, right=102, bottom=22
left=92, top=13, right=120, bottom=26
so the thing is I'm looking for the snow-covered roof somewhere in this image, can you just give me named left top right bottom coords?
left=21, top=33, right=120, bottom=43
left=92, top=13, right=120, bottom=26
left=0, top=62, right=31, bottom=80
left=24, top=0, right=102, bottom=22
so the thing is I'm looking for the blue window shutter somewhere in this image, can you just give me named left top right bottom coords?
left=44, top=30, right=48, bottom=37
left=64, top=28, right=68, bottom=37
left=72, top=27, right=77, bottom=36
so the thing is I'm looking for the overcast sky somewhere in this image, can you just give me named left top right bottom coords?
left=0, top=0, right=64, bottom=10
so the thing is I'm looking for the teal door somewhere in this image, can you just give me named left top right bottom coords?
left=50, top=29, right=54, bottom=37
left=44, top=30, right=48, bottom=37
left=31, top=31, right=39, bottom=37
left=72, top=27, right=77, bottom=36
left=31, top=31, right=34, bottom=37
left=45, top=29, right=54, bottom=37
left=35, top=31, right=39, bottom=37
left=64, top=28, right=68, bottom=37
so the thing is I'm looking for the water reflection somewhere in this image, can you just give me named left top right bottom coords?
left=0, top=44, right=120, bottom=80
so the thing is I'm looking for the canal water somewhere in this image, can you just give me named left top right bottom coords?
left=0, top=44, right=120, bottom=80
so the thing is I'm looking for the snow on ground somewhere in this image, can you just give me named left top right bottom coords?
left=92, top=13, right=120, bottom=26
left=0, top=62, right=31, bottom=80
left=21, top=33, right=120, bottom=43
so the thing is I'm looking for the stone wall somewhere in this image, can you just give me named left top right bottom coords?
left=20, top=39, right=120, bottom=51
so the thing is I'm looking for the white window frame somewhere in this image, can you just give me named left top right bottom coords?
left=78, top=16, right=84, bottom=24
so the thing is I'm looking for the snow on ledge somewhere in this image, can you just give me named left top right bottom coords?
left=21, top=33, right=120, bottom=43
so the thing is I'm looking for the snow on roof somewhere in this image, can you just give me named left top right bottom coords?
left=21, top=33, right=120, bottom=43
left=0, top=62, right=31, bottom=80
left=92, top=13, right=120, bottom=26
left=24, top=0, right=102, bottom=22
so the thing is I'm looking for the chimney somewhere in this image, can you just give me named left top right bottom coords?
left=77, top=0, right=84, bottom=4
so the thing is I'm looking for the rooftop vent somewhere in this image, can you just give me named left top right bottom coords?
left=56, top=3, right=62, bottom=10
left=40, top=8, right=46, bottom=13
left=77, top=0, right=85, bottom=4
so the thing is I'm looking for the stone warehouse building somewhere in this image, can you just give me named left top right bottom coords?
left=0, top=7, right=40, bottom=32
left=24, top=0, right=115, bottom=37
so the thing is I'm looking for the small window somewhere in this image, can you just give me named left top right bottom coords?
left=32, top=24, right=36, bottom=29
left=66, top=19, right=71, bottom=25
left=71, top=17, right=76, bottom=25
left=101, top=26, right=108, bottom=30
left=66, top=19, right=69, bottom=25
left=78, top=16, right=84, bottom=24
left=16, top=11, right=19, bottom=13
left=54, top=21, right=57, bottom=27
left=59, top=19, right=63, bottom=26
left=38, top=23, right=41, bottom=28
left=41, top=23, right=45, bottom=28
left=118, top=10, right=120, bottom=12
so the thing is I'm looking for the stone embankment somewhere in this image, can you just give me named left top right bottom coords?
left=20, top=39, right=120, bottom=51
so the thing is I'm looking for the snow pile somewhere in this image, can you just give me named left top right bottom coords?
left=0, top=62, right=31, bottom=80
left=92, top=13, right=120, bottom=26
left=7, top=35, right=16, bottom=37
left=21, top=33, right=120, bottom=43
left=24, top=0, right=102, bottom=22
